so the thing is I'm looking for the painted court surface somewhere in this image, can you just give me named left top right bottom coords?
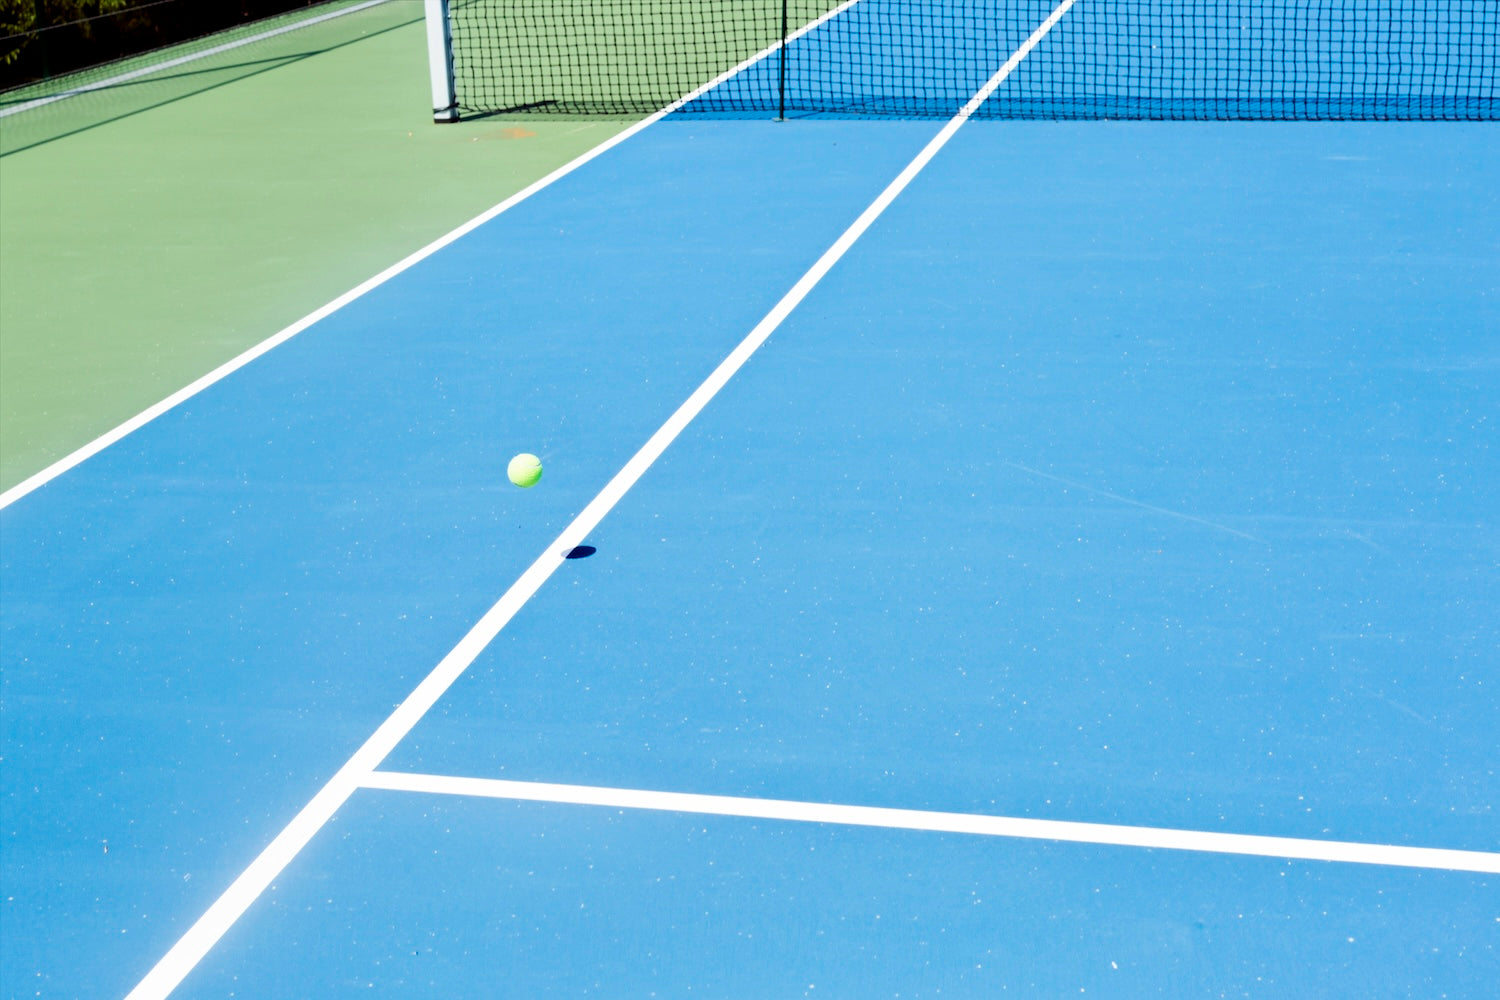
left=2, top=4, right=1497, bottom=999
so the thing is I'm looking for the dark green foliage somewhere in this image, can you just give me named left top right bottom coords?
left=1, top=0, right=326, bottom=87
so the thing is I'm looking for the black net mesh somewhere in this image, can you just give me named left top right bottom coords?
left=448, top=0, right=1498, bottom=120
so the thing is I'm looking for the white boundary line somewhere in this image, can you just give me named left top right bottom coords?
left=0, top=0, right=395, bottom=119
left=121, top=5, right=1075, bottom=996
left=363, top=771, right=1500, bottom=875
left=0, top=0, right=863, bottom=512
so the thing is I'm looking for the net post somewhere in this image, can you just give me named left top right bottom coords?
left=424, top=0, right=458, bottom=122
left=776, top=0, right=788, bottom=120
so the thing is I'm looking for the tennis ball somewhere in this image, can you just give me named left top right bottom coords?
left=507, top=453, right=543, bottom=488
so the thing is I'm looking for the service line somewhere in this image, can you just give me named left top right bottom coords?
left=364, top=770, right=1500, bottom=875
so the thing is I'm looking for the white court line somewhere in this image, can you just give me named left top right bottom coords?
left=0, top=0, right=862, bottom=512
left=120, top=5, right=1076, bottom=997
left=0, top=0, right=394, bottom=119
left=363, top=771, right=1500, bottom=875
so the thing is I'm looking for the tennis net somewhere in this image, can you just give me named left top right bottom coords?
left=432, top=0, right=1498, bottom=121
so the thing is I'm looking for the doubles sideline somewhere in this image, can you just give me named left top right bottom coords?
left=0, top=0, right=865, bottom=510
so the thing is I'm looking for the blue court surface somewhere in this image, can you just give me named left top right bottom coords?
left=3, top=11, right=1499, bottom=1000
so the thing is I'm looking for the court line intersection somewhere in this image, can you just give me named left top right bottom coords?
left=122, top=5, right=1080, bottom=996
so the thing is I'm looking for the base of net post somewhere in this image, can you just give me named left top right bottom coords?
left=433, top=106, right=459, bottom=123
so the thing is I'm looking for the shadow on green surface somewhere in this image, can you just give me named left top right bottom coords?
left=1, top=11, right=422, bottom=157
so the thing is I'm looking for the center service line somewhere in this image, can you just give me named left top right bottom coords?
left=123, top=5, right=1077, bottom=996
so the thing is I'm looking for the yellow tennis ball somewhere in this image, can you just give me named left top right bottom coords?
left=507, top=453, right=542, bottom=488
